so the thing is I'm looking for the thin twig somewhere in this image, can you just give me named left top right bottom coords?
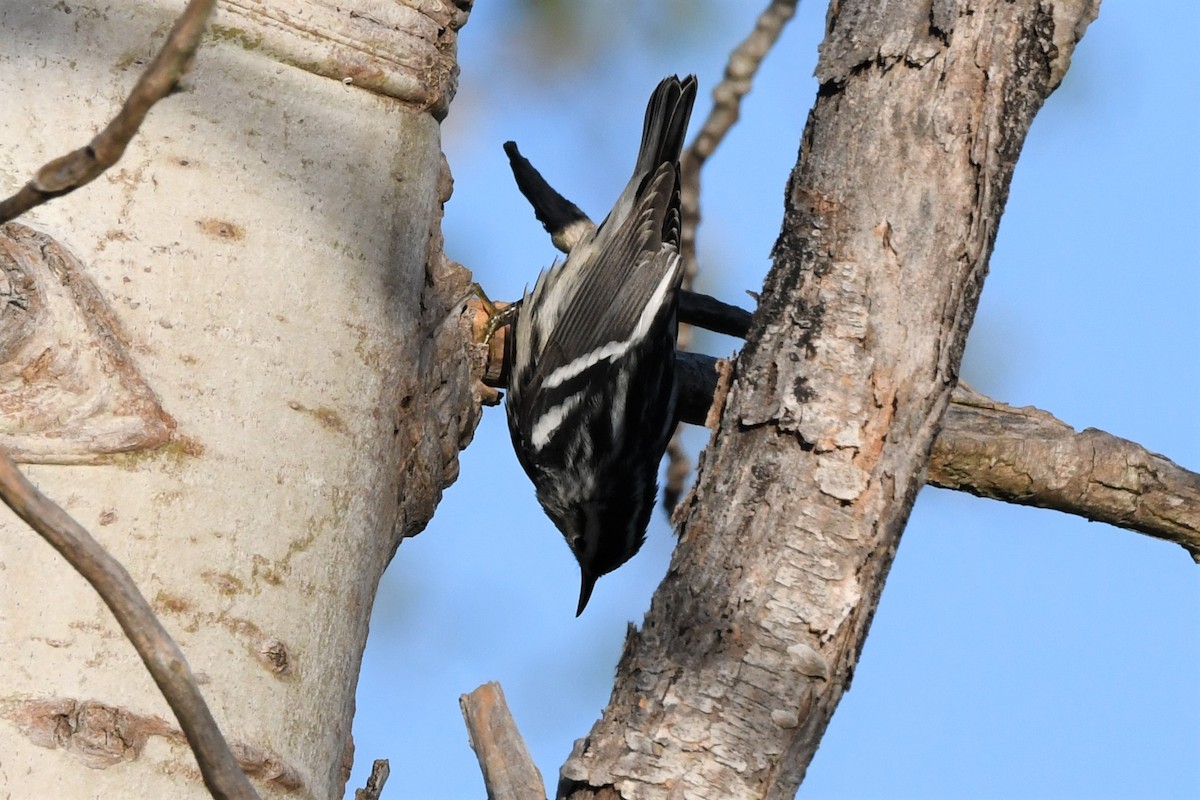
left=0, top=0, right=216, bottom=224
left=678, top=0, right=801, bottom=279
left=460, top=682, right=546, bottom=800
left=682, top=0, right=800, bottom=180
left=0, top=450, right=258, bottom=800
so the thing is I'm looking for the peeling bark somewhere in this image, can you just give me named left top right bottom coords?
left=561, top=1, right=1102, bottom=798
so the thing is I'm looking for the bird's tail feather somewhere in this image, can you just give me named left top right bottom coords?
left=634, top=75, right=698, bottom=181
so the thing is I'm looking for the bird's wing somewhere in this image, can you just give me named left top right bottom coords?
left=525, top=161, right=681, bottom=387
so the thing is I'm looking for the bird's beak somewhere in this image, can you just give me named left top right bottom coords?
left=576, top=570, right=598, bottom=616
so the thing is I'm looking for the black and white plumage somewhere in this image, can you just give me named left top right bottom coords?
left=505, top=75, right=698, bottom=615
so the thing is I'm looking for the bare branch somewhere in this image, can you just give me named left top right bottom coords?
left=354, top=760, right=391, bottom=800
left=460, top=682, right=546, bottom=800
left=0, top=0, right=216, bottom=224
left=0, top=450, right=258, bottom=800
left=930, top=386, right=1200, bottom=560
left=672, top=353, right=1199, bottom=556
left=682, top=0, right=799, bottom=178
left=676, top=291, right=753, bottom=338
left=502, top=141, right=594, bottom=254
left=679, top=0, right=799, bottom=280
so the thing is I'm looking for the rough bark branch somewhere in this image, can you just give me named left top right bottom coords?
left=461, top=682, right=546, bottom=800
left=671, top=353, right=1199, bottom=555
left=560, top=1, right=1105, bottom=796
left=929, top=385, right=1200, bottom=559
left=0, top=0, right=215, bottom=224
left=353, top=760, right=391, bottom=800
left=0, top=450, right=257, bottom=800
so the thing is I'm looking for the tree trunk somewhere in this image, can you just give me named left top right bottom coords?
left=562, top=1, right=1101, bottom=797
left=0, top=1, right=475, bottom=797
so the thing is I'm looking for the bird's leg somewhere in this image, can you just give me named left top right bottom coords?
left=473, top=283, right=519, bottom=346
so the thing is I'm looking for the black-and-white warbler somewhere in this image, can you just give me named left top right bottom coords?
left=504, top=75, right=697, bottom=615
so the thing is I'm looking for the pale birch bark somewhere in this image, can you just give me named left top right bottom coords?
left=0, top=2, right=476, bottom=797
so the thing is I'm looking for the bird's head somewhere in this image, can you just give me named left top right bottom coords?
left=554, top=494, right=652, bottom=616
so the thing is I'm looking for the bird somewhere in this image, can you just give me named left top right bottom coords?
left=502, top=75, right=697, bottom=615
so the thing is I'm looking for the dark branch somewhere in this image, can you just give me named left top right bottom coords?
left=677, top=291, right=753, bottom=338
left=503, top=141, right=595, bottom=254
left=681, top=0, right=800, bottom=176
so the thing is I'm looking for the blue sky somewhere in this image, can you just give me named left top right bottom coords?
left=349, top=2, right=1199, bottom=797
